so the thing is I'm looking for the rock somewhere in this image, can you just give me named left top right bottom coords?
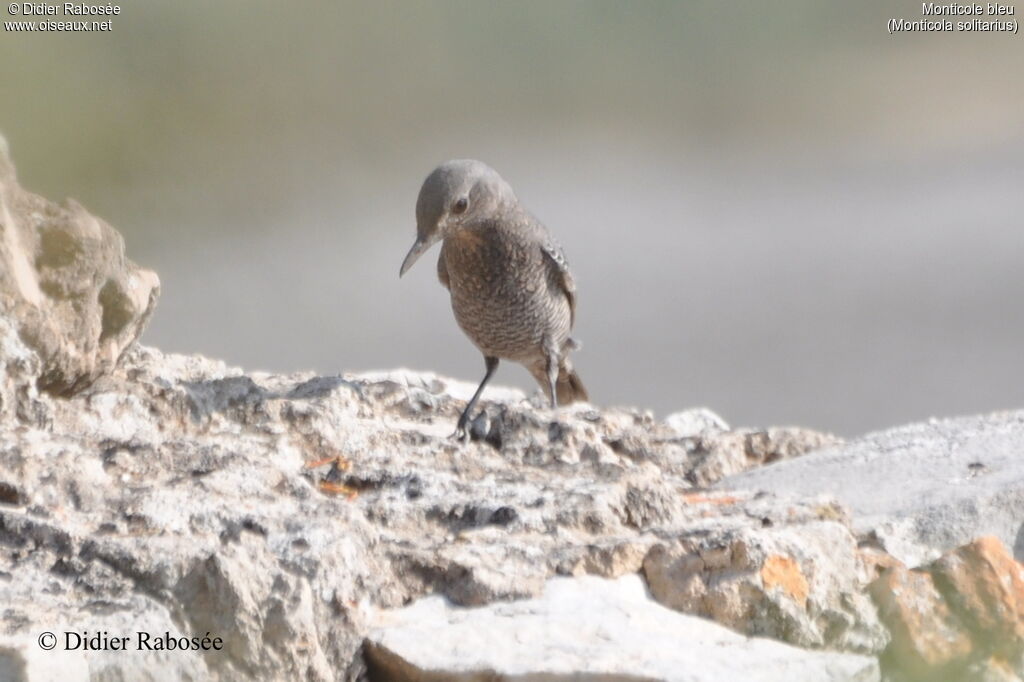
left=173, top=531, right=334, bottom=679
left=687, top=426, right=841, bottom=487
left=364, top=574, right=881, bottom=682
left=643, top=518, right=889, bottom=654
left=0, top=320, right=896, bottom=680
left=930, top=537, right=1024, bottom=665
left=868, top=536, right=1024, bottom=682
left=967, top=657, right=1024, bottom=682
left=0, top=316, right=45, bottom=426
left=869, top=563, right=974, bottom=677
left=0, top=563, right=211, bottom=682
left=1, top=324, right=1022, bottom=679
left=0, top=136, right=159, bottom=397
left=0, top=637, right=88, bottom=682
left=717, top=412, right=1024, bottom=565
left=663, top=407, right=729, bottom=438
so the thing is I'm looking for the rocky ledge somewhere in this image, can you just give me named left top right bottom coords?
left=0, top=138, right=1022, bottom=682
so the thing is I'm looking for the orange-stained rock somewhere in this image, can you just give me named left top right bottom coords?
left=681, top=492, right=742, bottom=506
left=869, top=564, right=973, bottom=676
left=761, top=554, right=809, bottom=608
left=858, top=546, right=905, bottom=582
left=930, top=536, right=1024, bottom=657
left=643, top=521, right=889, bottom=653
left=969, top=655, right=1022, bottom=682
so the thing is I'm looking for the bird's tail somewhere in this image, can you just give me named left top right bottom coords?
left=555, top=367, right=589, bottom=405
left=530, top=357, right=589, bottom=406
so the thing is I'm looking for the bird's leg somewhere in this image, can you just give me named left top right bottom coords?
left=546, top=351, right=559, bottom=409
left=453, top=356, right=499, bottom=441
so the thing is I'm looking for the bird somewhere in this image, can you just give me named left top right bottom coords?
left=400, top=159, right=588, bottom=439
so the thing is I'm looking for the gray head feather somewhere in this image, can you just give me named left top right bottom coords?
left=415, top=159, right=516, bottom=241
left=400, top=160, right=517, bottom=277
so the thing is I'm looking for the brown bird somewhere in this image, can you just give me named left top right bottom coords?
left=400, top=159, right=588, bottom=439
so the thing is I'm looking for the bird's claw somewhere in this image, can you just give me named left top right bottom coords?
left=450, top=425, right=470, bottom=443
left=450, top=415, right=471, bottom=443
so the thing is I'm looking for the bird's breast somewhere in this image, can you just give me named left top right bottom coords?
left=442, top=229, right=530, bottom=297
left=440, top=229, right=570, bottom=360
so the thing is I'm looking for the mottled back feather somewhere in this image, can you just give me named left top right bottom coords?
left=540, top=238, right=576, bottom=327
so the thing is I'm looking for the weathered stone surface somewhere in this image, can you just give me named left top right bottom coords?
left=643, top=517, right=889, bottom=654
left=867, top=536, right=1024, bottom=682
left=869, top=563, right=973, bottom=677
left=0, top=637, right=89, bottom=682
left=0, top=316, right=45, bottom=426
left=718, top=412, right=1024, bottom=565
left=1, top=322, right=1023, bottom=679
left=966, top=657, right=1024, bottom=682
left=663, top=407, right=729, bottom=438
left=931, top=537, right=1024, bottom=663
left=0, top=136, right=159, bottom=397
left=1, top=323, right=860, bottom=680
left=687, top=426, right=841, bottom=487
left=365, top=574, right=881, bottom=682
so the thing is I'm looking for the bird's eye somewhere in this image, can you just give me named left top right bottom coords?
left=453, top=197, right=468, bottom=214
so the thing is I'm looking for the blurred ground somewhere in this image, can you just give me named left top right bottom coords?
left=2, top=0, right=1022, bottom=435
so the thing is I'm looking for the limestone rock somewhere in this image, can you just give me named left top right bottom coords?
left=717, top=412, right=1024, bottom=565
left=0, top=331, right=1019, bottom=679
left=643, top=518, right=889, bottom=654
left=0, top=316, right=45, bottom=426
left=0, top=637, right=88, bottom=682
left=663, top=407, right=729, bottom=438
left=868, top=536, right=1024, bottom=682
left=869, top=563, right=973, bottom=677
left=687, top=426, right=841, bottom=486
left=931, top=537, right=1024, bottom=668
left=0, top=136, right=159, bottom=396
left=365, top=574, right=881, bottom=682
left=0, top=333, right=874, bottom=680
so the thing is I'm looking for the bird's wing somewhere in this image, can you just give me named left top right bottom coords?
left=436, top=244, right=451, bottom=290
left=540, top=236, right=577, bottom=327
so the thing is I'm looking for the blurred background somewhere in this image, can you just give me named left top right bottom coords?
left=2, top=1, right=1022, bottom=436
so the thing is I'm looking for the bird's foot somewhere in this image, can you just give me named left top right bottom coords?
left=451, top=408, right=493, bottom=443
left=450, top=418, right=471, bottom=443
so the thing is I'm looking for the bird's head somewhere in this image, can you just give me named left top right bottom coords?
left=400, top=159, right=516, bottom=276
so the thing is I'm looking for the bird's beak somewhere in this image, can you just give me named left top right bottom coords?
left=399, top=236, right=431, bottom=277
